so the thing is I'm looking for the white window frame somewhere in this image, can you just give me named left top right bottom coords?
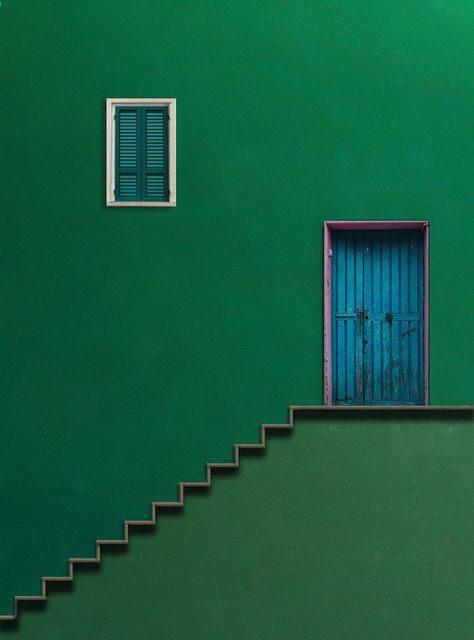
left=106, top=98, right=176, bottom=207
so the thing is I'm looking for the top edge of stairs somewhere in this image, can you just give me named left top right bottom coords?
left=290, top=405, right=474, bottom=411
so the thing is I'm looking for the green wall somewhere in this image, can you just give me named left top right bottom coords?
left=0, top=0, right=473, bottom=617
left=3, top=413, right=474, bottom=638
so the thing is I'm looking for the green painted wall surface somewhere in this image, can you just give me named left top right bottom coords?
left=3, top=413, right=474, bottom=638
left=0, top=0, right=473, bottom=617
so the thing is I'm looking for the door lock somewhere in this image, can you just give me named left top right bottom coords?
left=385, top=312, right=393, bottom=322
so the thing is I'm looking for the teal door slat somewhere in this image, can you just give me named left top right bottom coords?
left=116, top=106, right=169, bottom=202
left=332, top=232, right=364, bottom=405
left=332, top=229, right=424, bottom=405
left=354, top=233, right=364, bottom=402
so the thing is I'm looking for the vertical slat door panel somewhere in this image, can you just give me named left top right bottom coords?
left=390, top=232, right=401, bottom=399
left=332, top=232, right=364, bottom=405
left=354, top=233, right=364, bottom=401
left=381, top=235, right=392, bottom=402
left=363, top=232, right=374, bottom=402
left=400, top=234, right=409, bottom=314
left=332, top=228, right=424, bottom=405
left=363, top=229, right=424, bottom=405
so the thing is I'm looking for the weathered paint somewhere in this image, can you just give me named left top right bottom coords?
left=323, top=223, right=332, bottom=405
left=330, top=227, right=425, bottom=406
left=324, top=222, right=429, bottom=405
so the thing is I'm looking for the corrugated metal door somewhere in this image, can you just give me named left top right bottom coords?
left=332, top=229, right=424, bottom=405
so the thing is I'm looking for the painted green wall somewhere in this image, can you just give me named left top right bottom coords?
left=0, top=0, right=473, bottom=617
left=3, top=413, right=474, bottom=638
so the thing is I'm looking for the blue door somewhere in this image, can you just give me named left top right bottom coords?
left=332, top=229, right=424, bottom=405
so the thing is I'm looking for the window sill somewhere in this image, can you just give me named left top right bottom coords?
left=106, top=200, right=176, bottom=208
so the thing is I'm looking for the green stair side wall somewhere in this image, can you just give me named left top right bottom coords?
left=3, top=413, right=474, bottom=639
left=1, top=0, right=474, bottom=614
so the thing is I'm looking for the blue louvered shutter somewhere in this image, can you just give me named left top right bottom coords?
left=143, top=107, right=169, bottom=201
left=115, top=106, right=169, bottom=202
left=116, top=107, right=140, bottom=201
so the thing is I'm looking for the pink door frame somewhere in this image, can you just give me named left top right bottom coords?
left=324, top=220, right=430, bottom=406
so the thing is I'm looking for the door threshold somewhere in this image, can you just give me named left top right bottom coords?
left=292, top=405, right=474, bottom=411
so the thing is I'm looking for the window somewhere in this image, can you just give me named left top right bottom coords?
left=106, top=98, right=176, bottom=207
